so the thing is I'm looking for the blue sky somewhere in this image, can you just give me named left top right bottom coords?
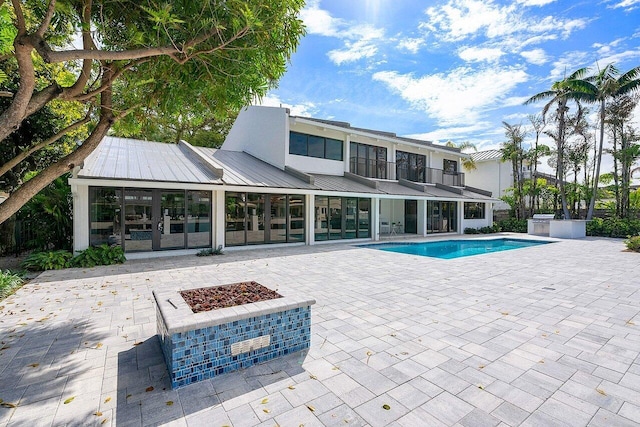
left=260, top=0, right=640, bottom=158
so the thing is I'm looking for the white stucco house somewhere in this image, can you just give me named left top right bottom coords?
left=465, top=150, right=535, bottom=212
left=69, top=106, right=497, bottom=255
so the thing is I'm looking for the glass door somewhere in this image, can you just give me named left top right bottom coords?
left=123, top=189, right=154, bottom=252
left=159, top=190, right=185, bottom=249
left=405, top=200, right=417, bottom=234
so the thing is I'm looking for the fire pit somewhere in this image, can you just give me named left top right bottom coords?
left=153, top=281, right=315, bottom=389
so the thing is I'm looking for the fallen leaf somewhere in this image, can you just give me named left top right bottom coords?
left=541, top=334, right=548, bottom=337
left=478, top=365, right=485, bottom=369
left=263, top=408, right=270, bottom=413
left=596, top=388, right=606, bottom=396
left=538, top=360, right=545, bottom=364
left=97, top=301, right=103, bottom=306
left=133, top=342, right=143, bottom=346
left=306, top=404, right=315, bottom=412
left=287, top=385, right=296, bottom=390
left=145, top=386, right=154, bottom=392
left=0, top=402, right=17, bottom=408
left=501, top=312, right=509, bottom=316
left=126, top=394, right=132, bottom=399
left=261, top=398, right=269, bottom=404
left=94, top=411, right=103, bottom=416
left=104, top=397, right=111, bottom=403
left=309, top=374, right=317, bottom=380
left=28, top=363, right=39, bottom=368
left=626, top=320, right=635, bottom=326
left=332, top=366, right=339, bottom=370
left=95, top=343, right=103, bottom=349
left=166, top=401, right=173, bottom=406
left=101, top=419, right=108, bottom=425
left=63, top=396, right=75, bottom=404
left=478, top=384, right=484, bottom=390
left=555, top=330, right=560, bottom=334
left=382, top=404, right=391, bottom=410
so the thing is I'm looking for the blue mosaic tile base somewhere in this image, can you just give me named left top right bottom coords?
left=157, top=306, right=312, bottom=389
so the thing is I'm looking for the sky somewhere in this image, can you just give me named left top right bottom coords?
left=258, top=0, right=640, bottom=176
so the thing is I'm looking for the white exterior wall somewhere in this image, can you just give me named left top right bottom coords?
left=429, top=151, right=460, bottom=171
left=222, top=106, right=288, bottom=169
left=465, top=160, right=512, bottom=210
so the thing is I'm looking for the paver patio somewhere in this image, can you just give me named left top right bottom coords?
left=0, top=234, right=639, bottom=426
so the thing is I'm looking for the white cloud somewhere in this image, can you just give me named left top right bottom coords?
left=397, top=37, right=425, bottom=54
left=520, top=48, right=548, bottom=65
left=300, top=1, right=385, bottom=66
left=516, top=0, right=557, bottom=5
left=372, top=66, right=528, bottom=126
left=256, top=94, right=318, bottom=117
left=458, top=46, right=504, bottom=62
left=609, top=0, right=640, bottom=11
left=548, top=51, right=590, bottom=80
left=405, top=122, right=492, bottom=143
left=420, top=0, right=587, bottom=47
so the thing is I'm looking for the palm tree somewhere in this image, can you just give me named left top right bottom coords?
left=527, top=114, right=546, bottom=215
left=570, top=64, right=640, bottom=219
left=525, top=68, right=590, bottom=220
left=445, top=140, right=478, bottom=171
left=500, top=122, right=527, bottom=219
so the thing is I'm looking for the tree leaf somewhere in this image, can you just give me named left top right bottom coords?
left=287, top=385, right=295, bottom=390
left=596, top=388, right=606, bottom=396
left=145, top=386, right=154, bottom=392
left=263, top=408, right=270, bottom=413
left=382, top=404, right=391, bottom=410
left=261, top=398, right=269, bottom=404
left=104, top=397, right=111, bottom=403
left=306, top=404, right=315, bottom=412
left=94, top=411, right=103, bottom=416
left=63, top=396, right=75, bottom=404
left=28, top=363, right=39, bottom=368
left=166, top=401, right=173, bottom=406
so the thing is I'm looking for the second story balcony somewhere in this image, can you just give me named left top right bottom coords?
left=349, top=157, right=465, bottom=186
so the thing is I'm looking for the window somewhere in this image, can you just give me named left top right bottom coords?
left=350, top=142, right=387, bottom=178
left=464, top=202, right=485, bottom=219
left=314, top=196, right=370, bottom=240
left=289, top=132, right=344, bottom=161
left=443, top=159, right=458, bottom=174
left=226, top=192, right=305, bottom=246
left=396, top=151, right=426, bottom=182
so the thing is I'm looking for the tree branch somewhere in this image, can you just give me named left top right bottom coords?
left=60, top=0, right=96, bottom=99
left=69, top=58, right=149, bottom=102
left=0, top=110, right=92, bottom=178
left=10, top=0, right=26, bottom=35
left=35, top=0, right=57, bottom=38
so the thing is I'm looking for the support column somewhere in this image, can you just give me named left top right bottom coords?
left=71, top=182, right=89, bottom=252
left=372, top=197, right=380, bottom=241
left=214, top=190, right=225, bottom=248
left=418, top=199, right=427, bottom=236
left=307, top=194, right=315, bottom=245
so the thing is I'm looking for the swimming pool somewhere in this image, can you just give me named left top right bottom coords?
left=361, top=238, right=552, bottom=259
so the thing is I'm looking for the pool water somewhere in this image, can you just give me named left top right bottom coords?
left=362, top=238, right=552, bottom=259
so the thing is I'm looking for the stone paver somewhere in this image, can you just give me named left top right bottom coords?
left=1, top=235, right=639, bottom=426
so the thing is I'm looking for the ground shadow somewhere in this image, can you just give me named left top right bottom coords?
left=0, top=318, right=110, bottom=425
left=116, top=337, right=307, bottom=425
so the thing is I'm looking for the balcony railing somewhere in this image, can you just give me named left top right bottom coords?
left=349, top=158, right=391, bottom=180
left=349, top=158, right=465, bottom=186
left=393, top=165, right=465, bottom=186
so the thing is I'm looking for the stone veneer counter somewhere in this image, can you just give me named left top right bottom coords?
left=153, top=286, right=315, bottom=389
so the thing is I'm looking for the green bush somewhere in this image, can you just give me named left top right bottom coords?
left=464, top=225, right=499, bottom=235
left=196, top=246, right=224, bottom=256
left=0, top=270, right=24, bottom=300
left=587, top=217, right=640, bottom=238
left=21, top=250, right=73, bottom=271
left=496, top=218, right=527, bottom=233
left=625, top=236, right=640, bottom=252
left=72, top=244, right=126, bottom=268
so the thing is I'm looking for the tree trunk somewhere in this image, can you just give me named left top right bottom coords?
left=586, top=100, right=606, bottom=220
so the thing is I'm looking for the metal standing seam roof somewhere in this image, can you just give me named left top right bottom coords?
left=79, top=136, right=222, bottom=183
left=471, top=149, right=503, bottom=162
left=79, top=137, right=494, bottom=200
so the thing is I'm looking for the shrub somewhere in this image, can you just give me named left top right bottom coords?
left=21, top=250, right=73, bottom=271
left=464, top=227, right=480, bottom=234
left=71, top=244, right=126, bottom=268
left=464, top=225, right=499, bottom=235
left=496, top=218, right=527, bottom=233
left=625, top=236, right=640, bottom=252
left=196, top=246, right=224, bottom=256
left=0, top=270, right=24, bottom=300
left=587, top=217, right=640, bottom=238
